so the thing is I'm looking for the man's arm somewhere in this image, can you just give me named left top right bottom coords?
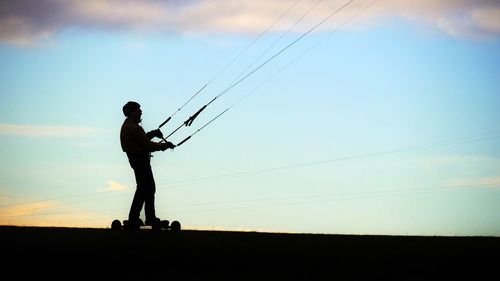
left=146, top=129, right=163, bottom=140
left=127, top=124, right=166, bottom=152
left=138, top=131, right=166, bottom=152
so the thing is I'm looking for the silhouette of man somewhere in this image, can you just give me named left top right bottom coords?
left=120, top=101, right=175, bottom=228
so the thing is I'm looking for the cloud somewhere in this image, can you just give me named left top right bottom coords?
left=103, top=180, right=132, bottom=192
left=421, top=155, right=500, bottom=189
left=0, top=0, right=184, bottom=46
left=370, top=0, right=500, bottom=39
left=0, top=199, right=109, bottom=227
left=423, top=155, right=500, bottom=168
left=0, top=123, right=109, bottom=138
left=0, top=0, right=499, bottom=47
left=0, top=201, right=59, bottom=217
left=445, top=176, right=500, bottom=189
left=479, top=177, right=500, bottom=187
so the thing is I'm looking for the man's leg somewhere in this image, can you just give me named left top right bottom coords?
left=128, top=163, right=149, bottom=223
left=128, top=188, right=145, bottom=222
left=143, top=166, right=157, bottom=224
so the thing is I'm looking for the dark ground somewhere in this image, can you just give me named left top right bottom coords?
left=1, top=226, right=498, bottom=280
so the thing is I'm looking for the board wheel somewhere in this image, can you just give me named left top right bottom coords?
left=111, top=219, right=122, bottom=230
left=171, top=220, right=181, bottom=232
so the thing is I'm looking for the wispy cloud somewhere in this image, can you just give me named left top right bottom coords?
left=0, top=123, right=110, bottom=138
left=0, top=201, right=59, bottom=217
left=0, top=0, right=498, bottom=47
left=421, top=155, right=500, bottom=189
left=370, top=0, right=500, bottom=39
left=423, top=155, right=500, bottom=168
left=445, top=176, right=500, bottom=189
left=102, top=180, right=132, bottom=193
left=0, top=200, right=109, bottom=227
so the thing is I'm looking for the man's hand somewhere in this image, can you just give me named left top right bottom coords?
left=147, top=129, right=164, bottom=139
left=165, top=141, right=176, bottom=149
left=159, top=141, right=176, bottom=151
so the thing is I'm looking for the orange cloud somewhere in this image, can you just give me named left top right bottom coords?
left=0, top=199, right=114, bottom=228
left=0, top=201, right=59, bottom=218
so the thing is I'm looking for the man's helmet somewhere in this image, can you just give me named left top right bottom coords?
left=122, top=101, right=140, bottom=117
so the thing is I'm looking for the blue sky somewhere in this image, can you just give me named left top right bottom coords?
left=0, top=0, right=499, bottom=235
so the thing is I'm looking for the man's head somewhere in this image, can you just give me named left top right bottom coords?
left=123, top=101, right=142, bottom=122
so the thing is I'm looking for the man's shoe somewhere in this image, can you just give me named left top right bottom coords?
left=146, top=218, right=169, bottom=230
left=145, top=217, right=160, bottom=226
left=124, top=218, right=144, bottom=230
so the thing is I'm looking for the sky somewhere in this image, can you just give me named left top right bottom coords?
left=0, top=0, right=499, bottom=236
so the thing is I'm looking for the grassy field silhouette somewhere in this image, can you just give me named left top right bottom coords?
left=1, top=225, right=497, bottom=280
